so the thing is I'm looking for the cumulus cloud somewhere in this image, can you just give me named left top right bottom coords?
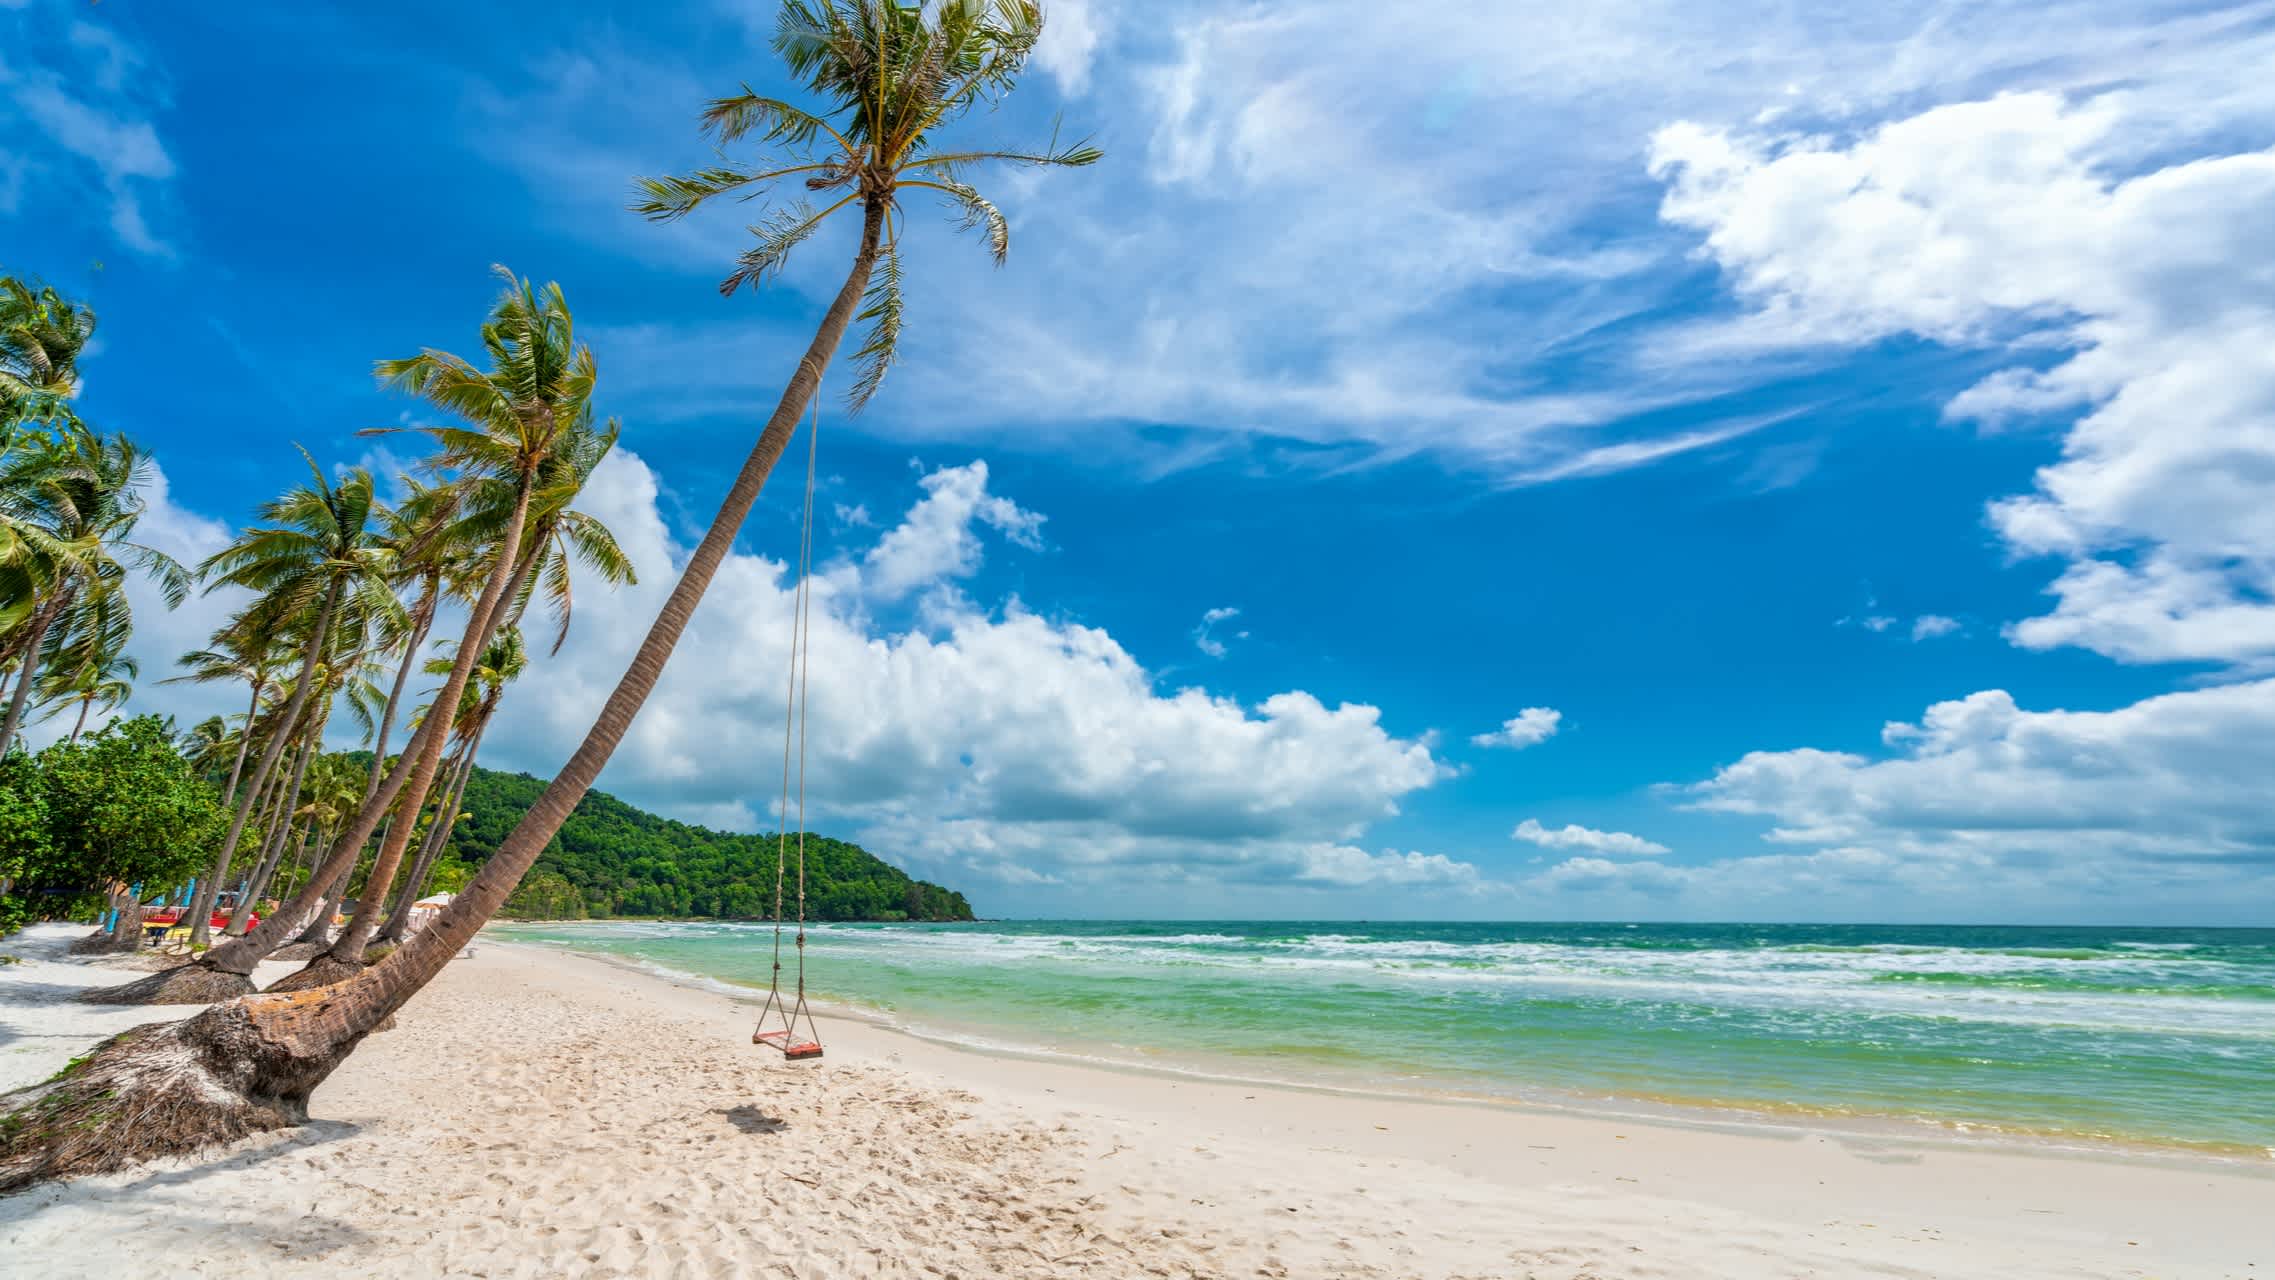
left=473, top=450, right=1455, bottom=899
left=852, top=460, right=1044, bottom=603
left=1472, top=707, right=1561, bottom=749
left=1653, top=90, right=2275, bottom=667
left=1512, top=819, right=1670, bottom=857
left=1673, top=681, right=2275, bottom=902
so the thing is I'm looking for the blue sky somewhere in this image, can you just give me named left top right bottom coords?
left=6, top=0, right=2274, bottom=923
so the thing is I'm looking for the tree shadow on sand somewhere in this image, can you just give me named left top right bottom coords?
left=716, top=1104, right=788, bottom=1135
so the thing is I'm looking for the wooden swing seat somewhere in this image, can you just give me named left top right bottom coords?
left=753, top=1028, right=824, bottom=1060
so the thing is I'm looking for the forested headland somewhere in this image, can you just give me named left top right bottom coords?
left=454, top=762, right=975, bottom=923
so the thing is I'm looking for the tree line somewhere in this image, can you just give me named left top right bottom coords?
left=0, top=0, right=1092, bottom=1193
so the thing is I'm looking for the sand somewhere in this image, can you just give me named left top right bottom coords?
left=1, top=921, right=2266, bottom=1279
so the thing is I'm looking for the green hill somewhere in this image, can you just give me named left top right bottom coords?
left=444, top=763, right=974, bottom=923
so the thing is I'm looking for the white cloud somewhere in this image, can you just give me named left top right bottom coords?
left=845, top=460, right=1044, bottom=603
left=475, top=450, right=1453, bottom=900
left=1033, top=0, right=1106, bottom=95
left=1192, top=605, right=1242, bottom=658
left=1910, top=614, right=1961, bottom=641
left=832, top=502, right=872, bottom=529
left=1472, top=707, right=1561, bottom=749
left=1653, top=89, right=2275, bottom=666
left=1687, top=680, right=2275, bottom=873
left=1517, top=679, right=2275, bottom=920
left=1512, top=818, right=1670, bottom=857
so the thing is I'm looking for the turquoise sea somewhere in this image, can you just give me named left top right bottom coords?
left=491, top=919, right=2275, bottom=1156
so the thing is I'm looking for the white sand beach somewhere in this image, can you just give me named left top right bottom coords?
left=1, top=922, right=2265, bottom=1279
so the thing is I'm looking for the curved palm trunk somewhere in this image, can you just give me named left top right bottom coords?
left=223, top=679, right=266, bottom=804
left=185, top=580, right=342, bottom=949
left=228, top=712, right=322, bottom=935
left=365, top=578, right=436, bottom=801
left=0, top=590, right=66, bottom=756
left=5, top=201, right=887, bottom=1182
left=377, top=723, right=483, bottom=943
left=293, top=865, right=351, bottom=948
left=68, top=697, right=90, bottom=745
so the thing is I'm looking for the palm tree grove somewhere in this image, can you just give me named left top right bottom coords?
left=1, top=0, right=1079, bottom=1189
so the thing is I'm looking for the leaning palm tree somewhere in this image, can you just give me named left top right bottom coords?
left=376, top=626, right=526, bottom=942
left=478, top=417, right=635, bottom=654
left=1, top=0, right=1092, bottom=1188
left=39, top=646, right=136, bottom=744
left=0, top=427, right=188, bottom=755
left=164, top=608, right=295, bottom=803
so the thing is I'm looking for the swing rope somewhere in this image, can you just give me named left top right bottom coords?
left=755, top=365, right=826, bottom=1061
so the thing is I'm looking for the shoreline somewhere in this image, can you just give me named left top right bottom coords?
left=515, top=929, right=2275, bottom=1172
left=5, top=922, right=2269, bottom=1277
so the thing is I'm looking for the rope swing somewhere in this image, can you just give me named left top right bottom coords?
left=753, top=369, right=826, bottom=1063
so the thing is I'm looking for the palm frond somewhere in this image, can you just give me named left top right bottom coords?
left=846, top=239, right=905, bottom=411
left=720, top=193, right=861, bottom=295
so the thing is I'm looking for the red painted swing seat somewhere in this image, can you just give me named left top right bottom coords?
left=753, top=1027, right=823, bottom=1060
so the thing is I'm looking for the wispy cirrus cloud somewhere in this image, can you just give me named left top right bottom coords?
left=0, top=9, right=179, bottom=256
left=445, top=0, right=2275, bottom=488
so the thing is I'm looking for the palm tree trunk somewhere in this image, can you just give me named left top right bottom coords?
left=296, top=865, right=351, bottom=946
left=0, top=591, right=65, bottom=756
left=313, top=495, right=538, bottom=973
left=228, top=713, right=321, bottom=935
left=186, top=578, right=342, bottom=948
left=377, top=727, right=481, bottom=943
left=200, top=481, right=534, bottom=984
left=365, top=578, right=436, bottom=801
left=18, top=196, right=884, bottom=1179
left=68, top=697, right=89, bottom=745
left=223, top=679, right=265, bottom=804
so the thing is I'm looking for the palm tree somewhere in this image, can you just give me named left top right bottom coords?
left=377, top=627, right=526, bottom=943
left=477, top=418, right=635, bottom=654
left=3, top=0, right=1091, bottom=1186
left=263, top=269, right=611, bottom=989
left=164, top=610, right=294, bottom=804
left=358, top=476, right=466, bottom=800
left=180, top=715, right=235, bottom=778
left=173, top=451, right=396, bottom=951
left=0, top=274, right=94, bottom=431
left=0, top=428, right=189, bottom=755
left=39, top=647, right=136, bottom=744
